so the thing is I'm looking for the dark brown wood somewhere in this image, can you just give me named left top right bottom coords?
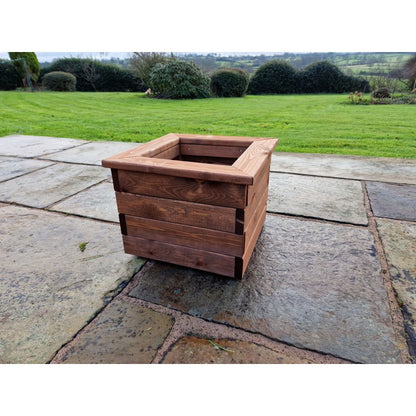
left=180, top=155, right=237, bottom=166
left=125, top=215, right=244, bottom=257
left=111, top=169, right=120, bottom=192
left=153, top=144, right=180, bottom=160
left=180, top=143, right=248, bottom=159
left=102, top=133, right=180, bottom=164
left=179, top=133, right=273, bottom=147
left=104, top=157, right=253, bottom=185
left=233, top=139, right=277, bottom=179
left=116, top=192, right=237, bottom=233
left=123, top=235, right=236, bottom=277
left=102, top=133, right=278, bottom=279
left=242, top=209, right=267, bottom=274
left=117, top=170, right=248, bottom=209
left=244, top=188, right=268, bottom=233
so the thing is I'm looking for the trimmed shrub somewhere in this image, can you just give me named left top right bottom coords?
left=8, top=52, right=40, bottom=85
left=44, top=58, right=145, bottom=92
left=248, top=60, right=297, bottom=94
left=149, top=60, right=210, bottom=99
left=297, top=61, right=370, bottom=93
left=42, top=71, right=76, bottom=91
left=372, top=87, right=391, bottom=99
left=210, top=68, right=249, bottom=97
left=0, top=59, right=21, bottom=90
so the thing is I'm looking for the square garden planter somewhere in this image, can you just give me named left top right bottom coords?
left=102, top=133, right=278, bottom=279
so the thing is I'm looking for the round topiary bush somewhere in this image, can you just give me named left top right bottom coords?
left=210, top=68, right=249, bottom=97
left=149, top=60, right=210, bottom=99
left=248, top=60, right=297, bottom=94
left=42, top=71, right=76, bottom=91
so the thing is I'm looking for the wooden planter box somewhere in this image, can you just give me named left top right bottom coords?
left=102, top=133, right=278, bottom=279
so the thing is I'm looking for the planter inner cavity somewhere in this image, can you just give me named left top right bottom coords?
left=102, top=133, right=278, bottom=279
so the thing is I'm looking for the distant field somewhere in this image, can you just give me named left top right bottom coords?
left=1, top=91, right=415, bottom=158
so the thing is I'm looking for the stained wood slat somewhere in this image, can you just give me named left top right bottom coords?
left=180, top=143, right=248, bottom=159
left=179, top=133, right=273, bottom=146
left=241, top=209, right=267, bottom=274
left=102, top=133, right=179, bottom=166
left=117, top=170, right=248, bottom=209
left=244, top=188, right=268, bottom=233
left=233, top=139, right=278, bottom=180
left=116, top=192, right=237, bottom=233
left=123, top=235, right=236, bottom=277
left=153, top=144, right=180, bottom=160
left=180, top=155, right=237, bottom=165
left=105, top=156, right=253, bottom=185
left=125, top=215, right=244, bottom=257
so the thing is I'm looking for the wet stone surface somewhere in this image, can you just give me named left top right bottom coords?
left=0, top=162, right=110, bottom=208
left=0, top=135, right=87, bottom=157
left=267, top=173, right=367, bottom=225
left=50, top=181, right=119, bottom=222
left=40, top=141, right=140, bottom=166
left=271, top=153, right=416, bottom=185
left=56, top=298, right=174, bottom=364
left=130, top=214, right=401, bottom=363
left=0, top=156, right=53, bottom=182
left=0, top=205, right=144, bottom=363
left=366, top=182, right=416, bottom=222
left=161, top=336, right=315, bottom=364
left=376, top=219, right=416, bottom=358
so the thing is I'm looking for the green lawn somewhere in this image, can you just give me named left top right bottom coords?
left=1, top=91, right=415, bottom=158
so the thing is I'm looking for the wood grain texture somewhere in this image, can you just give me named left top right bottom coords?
left=123, top=235, right=236, bottom=277
left=117, top=170, right=248, bottom=208
left=233, top=139, right=278, bottom=179
left=125, top=215, right=244, bottom=257
left=104, top=157, right=253, bottom=184
left=102, top=133, right=179, bottom=166
left=244, top=187, right=268, bottom=233
left=180, top=143, right=248, bottom=159
left=153, top=144, right=180, bottom=160
left=242, top=209, right=267, bottom=275
left=116, top=192, right=237, bottom=233
left=179, top=133, right=274, bottom=147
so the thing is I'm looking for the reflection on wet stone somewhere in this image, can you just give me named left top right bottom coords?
left=130, top=214, right=401, bottom=363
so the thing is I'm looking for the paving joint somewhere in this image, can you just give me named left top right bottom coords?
left=361, top=181, right=411, bottom=363
left=121, top=263, right=353, bottom=364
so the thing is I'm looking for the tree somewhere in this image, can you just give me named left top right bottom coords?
left=8, top=52, right=40, bottom=88
left=129, top=52, right=168, bottom=87
left=402, top=55, right=416, bottom=92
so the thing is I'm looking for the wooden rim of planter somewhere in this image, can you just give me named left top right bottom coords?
left=102, top=133, right=278, bottom=185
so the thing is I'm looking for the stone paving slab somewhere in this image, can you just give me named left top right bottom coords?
left=130, top=215, right=401, bottom=363
left=376, top=219, right=416, bottom=358
left=0, top=135, right=87, bottom=157
left=268, top=173, right=367, bottom=225
left=0, top=205, right=145, bottom=363
left=0, top=162, right=110, bottom=208
left=271, top=153, right=416, bottom=184
left=55, top=298, right=174, bottom=364
left=0, top=156, right=54, bottom=182
left=161, top=336, right=315, bottom=364
left=367, top=182, right=416, bottom=222
left=50, top=181, right=119, bottom=222
left=39, top=141, right=140, bottom=166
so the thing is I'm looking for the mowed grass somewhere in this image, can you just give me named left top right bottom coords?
left=1, top=91, right=415, bottom=158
